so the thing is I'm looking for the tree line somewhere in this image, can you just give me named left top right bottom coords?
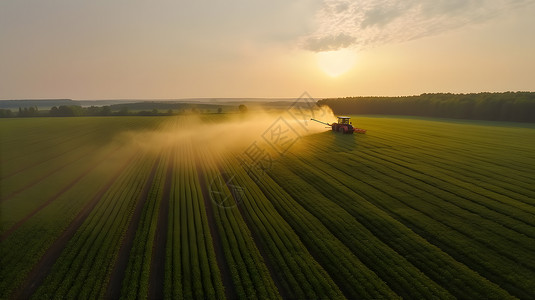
left=317, top=92, right=535, bottom=123
left=49, top=105, right=175, bottom=117
left=0, top=107, right=41, bottom=117
left=0, top=105, right=160, bottom=117
left=0, top=104, right=237, bottom=118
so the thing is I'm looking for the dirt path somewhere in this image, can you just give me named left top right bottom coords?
left=104, top=156, right=161, bottom=299
left=12, top=154, right=137, bottom=299
left=195, top=157, right=237, bottom=300
left=148, top=151, right=174, bottom=299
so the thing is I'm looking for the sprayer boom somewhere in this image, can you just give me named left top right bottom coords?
left=310, top=118, right=331, bottom=126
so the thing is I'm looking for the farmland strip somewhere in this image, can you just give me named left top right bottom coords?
left=0, top=142, right=89, bottom=181
left=164, top=149, right=180, bottom=299
left=367, top=144, right=535, bottom=211
left=148, top=150, right=174, bottom=299
left=218, top=168, right=287, bottom=299
left=278, top=153, right=514, bottom=299
left=301, top=146, right=534, bottom=298
left=376, top=146, right=535, bottom=205
left=266, top=161, right=453, bottom=299
left=195, top=148, right=281, bottom=299
left=0, top=145, right=91, bottom=203
left=53, top=157, right=150, bottom=298
left=117, top=154, right=166, bottom=299
left=0, top=146, right=121, bottom=241
left=369, top=123, right=535, bottom=179
left=360, top=129, right=535, bottom=192
left=306, top=134, right=535, bottom=241
left=339, top=147, right=535, bottom=255
left=1, top=125, right=100, bottom=167
left=12, top=153, right=137, bottom=299
left=195, top=154, right=237, bottom=300
left=104, top=155, right=162, bottom=299
left=248, top=163, right=401, bottom=299
left=219, top=157, right=345, bottom=299
left=183, top=142, right=225, bottom=299
left=359, top=149, right=535, bottom=243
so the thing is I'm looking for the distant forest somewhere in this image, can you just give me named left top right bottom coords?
left=318, top=92, right=535, bottom=123
left=0, top=99, right=294, bottom=118
left=0, top=102, right=235, bottom=118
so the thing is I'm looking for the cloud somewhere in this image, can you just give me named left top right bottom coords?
left=302, top=0, right=535, bottom=52
left=303, top=33, right=356, bottom=52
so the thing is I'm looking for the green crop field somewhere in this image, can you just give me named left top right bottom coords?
left=1, top=115, right=534, bottom=299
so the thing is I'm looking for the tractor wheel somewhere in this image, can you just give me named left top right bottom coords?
left=338, top=126, right=346, bottom=134
left=332, top=124, right=337, bottom=131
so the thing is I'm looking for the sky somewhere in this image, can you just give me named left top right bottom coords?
left=1, top=0, right=534, bottom=100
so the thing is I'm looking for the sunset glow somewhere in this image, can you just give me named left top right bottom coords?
left=0, top=1, right=534, bottom=99
left=316, top=49, right=357, bottom=77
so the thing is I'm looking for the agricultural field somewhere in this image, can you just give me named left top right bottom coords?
left=1, top=114, right=534, bottom=299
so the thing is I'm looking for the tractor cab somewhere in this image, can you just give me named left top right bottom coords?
left=331, top=116, right=354, bottom=134
left=310, top=116, right=366, bottom=134
left=337, top=116, right=352, bottom=125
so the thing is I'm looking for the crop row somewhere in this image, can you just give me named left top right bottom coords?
left=368, top=126, right=535, bottom=201
left=365, top=120, right=535, bottom=182
left=0, top=117, right=155, bottom=178
left=0, top=140, right=102, bottom=204
left=321, top=129, right=535, bottom=251
left=0, top=148, right=140, bottom=299
left=163, top=141, right=225, bottom=299
left=0, top=117, right=164, bottom=206
left=339, top=160, right=535, bottom=298
left=3, top=115, right=532, bottom=299
left=373, top=144, right=535, bottom=205
left=295, top=129, right=534, bottom=298
left=0, top=117, right=167, bottom=298
left=197, top=148, right=281, bottom=299
left=308, top=121, right=534, bottom=231
left=119, top=152, right=169, bottom=299
left=1, top=118, right=103, bottom=169
left=240, top=157, right=402, bottom=299
left=0, top=144, right=125, bottom=237
left=268, top=158, right=480, bottom=299
left=327, top=138, right=535, bottom=241
left=361, top=148, right=535, bottom=241
left=277, top=141, right=517, bottom=298
left=31, top=153, right=157, bottom=299
left=217, top=154, right=345, bottom=299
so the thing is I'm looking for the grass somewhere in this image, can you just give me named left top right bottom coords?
left=1, top=115, right=534, bottom=299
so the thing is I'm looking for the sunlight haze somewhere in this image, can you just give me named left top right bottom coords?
left=317, top=49, right=357, bottom=77
left=1, top=0, right=534, bottom=99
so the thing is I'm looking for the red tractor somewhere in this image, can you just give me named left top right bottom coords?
left=311, top=116, right=366, bottom=134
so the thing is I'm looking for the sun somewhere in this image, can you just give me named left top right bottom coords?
left=316, top=49, right=357, bottom=77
